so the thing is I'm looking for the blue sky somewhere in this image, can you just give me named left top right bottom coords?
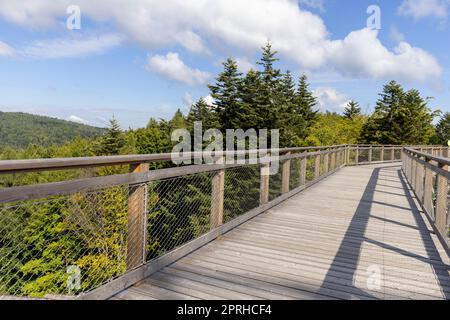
left=0, top=0, right=449, bottom=128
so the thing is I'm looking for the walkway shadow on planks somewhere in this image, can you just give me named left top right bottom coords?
left=394, top=169, right=449, bottom=299
left=318, top=165, right=449, bottom=299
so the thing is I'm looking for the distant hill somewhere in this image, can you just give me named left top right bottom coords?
left=0, top=111, right=105, bottom=148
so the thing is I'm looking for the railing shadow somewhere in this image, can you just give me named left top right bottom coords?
left=318, top=164, right=450, bottom=299
left=318, top=167, right=381, bottom=299
left=396, top=169, right=450, bottom=299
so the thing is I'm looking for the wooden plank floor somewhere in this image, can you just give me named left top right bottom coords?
left=113, top=163, right=450, bottom=300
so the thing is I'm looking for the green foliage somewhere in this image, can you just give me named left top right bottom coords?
left=96, top=118, right=126, bottom=155
left=343, top=100, right=361, bottom=120
left=306, top=112, right=366, bottom=146
left=360, top=81, right=437, bottom=145
left=0, top=112, right=104, bottom=149
left=434, top=112, right=450, bottom=146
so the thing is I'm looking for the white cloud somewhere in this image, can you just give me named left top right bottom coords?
left=298, top=0, right=325, bottom=12
left=20, top=33, right=123, bottom=59
left=327, top=28, right=441, bottom=82
left=313, top=87, right=350, bottom=113
left=181, top=92, right=193, bottom=113
left=68, top=115, right=89, bottom=124
left=0, top=41, right=15, bottom=56
left=0, top=0, right=442, bottom=82
left=147, top=52, right=211, bottom=85
left=389, top=26, right=405, bottom=43
left=398, top=0, right=449, bottom=19
left=203, top=95, right=215, bottom=106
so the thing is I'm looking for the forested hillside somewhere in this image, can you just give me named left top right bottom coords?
left=0, top=112, right=105, bottom=148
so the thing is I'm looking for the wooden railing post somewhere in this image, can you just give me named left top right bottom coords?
left=127, top=162, right=149, bottom=270
left=391, top=146, right=395, bottom=161
left=435, top=163, right=448, bottom=238
left=423, top=158, right=434, bottom=218
left=299, top=154, right=307, bottom=186
left=314, top=154, right=321, bottom=179
left=330, top=150, right=336, bottom=170
left=368, top=146, right=373, bottom=163
left=415, top=157, right=424, bottom=201
left=281, top=152, right=291, bottom=194
left=347, top=145, right=350, bottom=165
left=323, top=151, right=329, bottom=174
left=211, top=156, right=225, bottom=229
left=260, top=163, right=270, bottom=205
left=411, top=155, right=417, bottom=189
left=355, top=146, right=359, bottom=165
left=380, top=146, right=384, bottom=162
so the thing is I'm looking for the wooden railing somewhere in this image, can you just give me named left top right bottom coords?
left=0, top=144, right=446, bottom=299
left=402, top=147, right=450, bottom=252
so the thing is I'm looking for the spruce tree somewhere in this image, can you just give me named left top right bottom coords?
left=255, top=42, right=283, bottom=130
left=207, top=58, right=242, bottom=130
left=294, top=74, right=318, bottom=138
left=360, top=81, right=436, bottom=145
left=239, top=69, right=262, bottom=130
left=279, top=71, right=303, bottom=146
left=435, top=112, right=450, bottom=146
left=343, top=100, right=361, bottom=119
left=97, top=117, right=125, bottom=155
left=187, top=98, right=220, bottom=131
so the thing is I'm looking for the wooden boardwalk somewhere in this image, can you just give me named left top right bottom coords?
left=112, top=163, right=450, bottom=300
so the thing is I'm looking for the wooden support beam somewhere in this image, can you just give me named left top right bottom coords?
left=323, top=152, right=329, bottom=174
left=210, top=156, right=225, bottom=229
left=355, top=147, right=359, bottom=165
left=330, top=151, right=336, bottom=170
left=314, top=154, right=321, bottom=179
left=281, top=152, right=291, bottom=194
left=435, top=163, right=448, bottom=239
left=127, top=162, right=149, bottom=270
left=299, top=155, right=307, bottom=186
left=260, top=164, right=270, bottom=205
left=423, top=158, right=434, bottom=218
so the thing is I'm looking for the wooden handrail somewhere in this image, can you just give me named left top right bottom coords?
left=402, top=147, right=450, bottom=253
left=0, top=145, right=347, bottom=174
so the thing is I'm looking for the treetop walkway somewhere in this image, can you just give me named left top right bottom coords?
left=0, top=145, right=449, bottom=300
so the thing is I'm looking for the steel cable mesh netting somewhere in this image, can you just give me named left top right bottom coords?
left=146, top=171, right=215, bottom=261
left=289, top=158, right=301, bottom=191
left=358, top=148, right=369, bottom=163
left=223, top=165, right=260, bottom=223
left=0, top=184, right=139, bottom=298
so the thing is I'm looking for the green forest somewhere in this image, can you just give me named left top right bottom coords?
left=0, top=112, right=105, bottom=149
left=1, top=43, right=450, bottom=298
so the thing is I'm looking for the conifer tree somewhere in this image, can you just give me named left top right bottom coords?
left=435, top=112, right=450, bottom=146
left=97, top=117, right=125, bottom=155
left=294, top=74, right=318, bottom=138
left=208, top=58, right=242, bottom=130
left=186, top=98, right=220, bottom=131
left=255, top=42, right=283, bottom=130
left=343, top=100, right=361, bottom=119
left=360, top=81, right=436, bottom=144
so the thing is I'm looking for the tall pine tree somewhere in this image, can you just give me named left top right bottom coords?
left=360, top=81, right=436, bottom=144
left=294, top=74, right=318, bottom=139
left=96, top=117, right=125, bottom=155
left=208, top=58, right=242, bottom=130
left=343, top=100, right=361, bottom=119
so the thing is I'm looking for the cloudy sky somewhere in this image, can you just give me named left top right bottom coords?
left=0, top=0, right=449, bottom=128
